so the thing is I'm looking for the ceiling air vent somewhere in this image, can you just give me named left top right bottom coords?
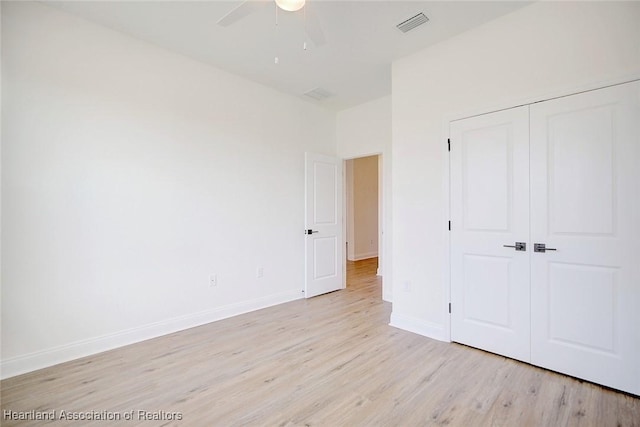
left=396, top=12, right=429, bottom=33
left=304, top=87, right=333, bottom=101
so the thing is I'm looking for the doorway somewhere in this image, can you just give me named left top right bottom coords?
left=344, top=155, right=381, bottom=284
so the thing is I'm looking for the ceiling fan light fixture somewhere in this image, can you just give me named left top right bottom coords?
left=275, top=0, right=305, bottom=12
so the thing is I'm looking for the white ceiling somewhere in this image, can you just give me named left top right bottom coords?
left=46, top=0, right=531, bottom=110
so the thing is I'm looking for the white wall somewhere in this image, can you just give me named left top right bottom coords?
left=391, top=1, right=640, bottom=340
left=337, top=96, right=391, bottom=159
left=337, top=96, right=391, bottom=301
left=1, top=2, right=336, bottom=378
left=0, top=1, right=3, bottom=364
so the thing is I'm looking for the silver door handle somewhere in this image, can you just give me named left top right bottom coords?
left=503, top=242, right=526, bottom=251
left=534, top=243, right=556, bottom=253
left=305, top=229, right=319, bottom=235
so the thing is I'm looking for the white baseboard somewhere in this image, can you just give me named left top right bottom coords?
left=389, top=312, right=450, bottom=342
left=1, top=290, right=303, bottom=380
left=349, top=251, right=378, bottom=261
left=382, top=289, right=392, bottom=303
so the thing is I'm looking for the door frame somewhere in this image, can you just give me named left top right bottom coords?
left=444, top=75, right=640, bottom=344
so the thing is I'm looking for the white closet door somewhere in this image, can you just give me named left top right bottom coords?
left=530, top=81, right=640, bottom=395
left=450, top=106, right=531, bottom=363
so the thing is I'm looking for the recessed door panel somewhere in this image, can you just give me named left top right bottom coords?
left=313, top=236, right=338, bottom=280
left=313, top=162, right=338, bottom=225
left=463, top=254, right=511, bottom=328
left=462, top=126, right=511, bottom=232
left=548, top=263, right=617, bottom=353
left=547, top=106, right=615, bottom=236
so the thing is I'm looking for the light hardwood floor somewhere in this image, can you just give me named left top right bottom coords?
left=2, top=258, right=638, bottom=426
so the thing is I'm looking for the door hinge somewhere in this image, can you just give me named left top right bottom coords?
left=448, top=303, right=451, bottom=314
left=448, top=221, right=451, bottom=231
left=447, top=138, right=451, bottom=152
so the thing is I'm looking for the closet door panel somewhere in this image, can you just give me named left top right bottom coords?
left=530, top=81, right=640, bottom=395
left=450, top=106, right=531, bottom=363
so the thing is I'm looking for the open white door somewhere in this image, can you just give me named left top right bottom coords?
left=304, top=153, right=344, bottom=298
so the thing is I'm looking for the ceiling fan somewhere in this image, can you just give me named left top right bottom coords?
left=216, top=0, right=326, bottom=47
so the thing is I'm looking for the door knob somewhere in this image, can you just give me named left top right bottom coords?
left=503, top=242, right=526, bottom=251
left=534, top=243, right=556, bottom=253
left=305, top=229, right=319, bottom=235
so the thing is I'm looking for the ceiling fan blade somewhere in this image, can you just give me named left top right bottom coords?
left=217, top=1, right=268, bottom=27
left=304, top=8, right=326, bottom=47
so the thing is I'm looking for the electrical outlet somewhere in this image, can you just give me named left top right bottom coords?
left=209, top=274, right=217, bottom=287
left=257, top=267, right=264, bottom=278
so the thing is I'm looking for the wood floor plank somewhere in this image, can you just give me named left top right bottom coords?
left=2, top=257, right=638, bottom=426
